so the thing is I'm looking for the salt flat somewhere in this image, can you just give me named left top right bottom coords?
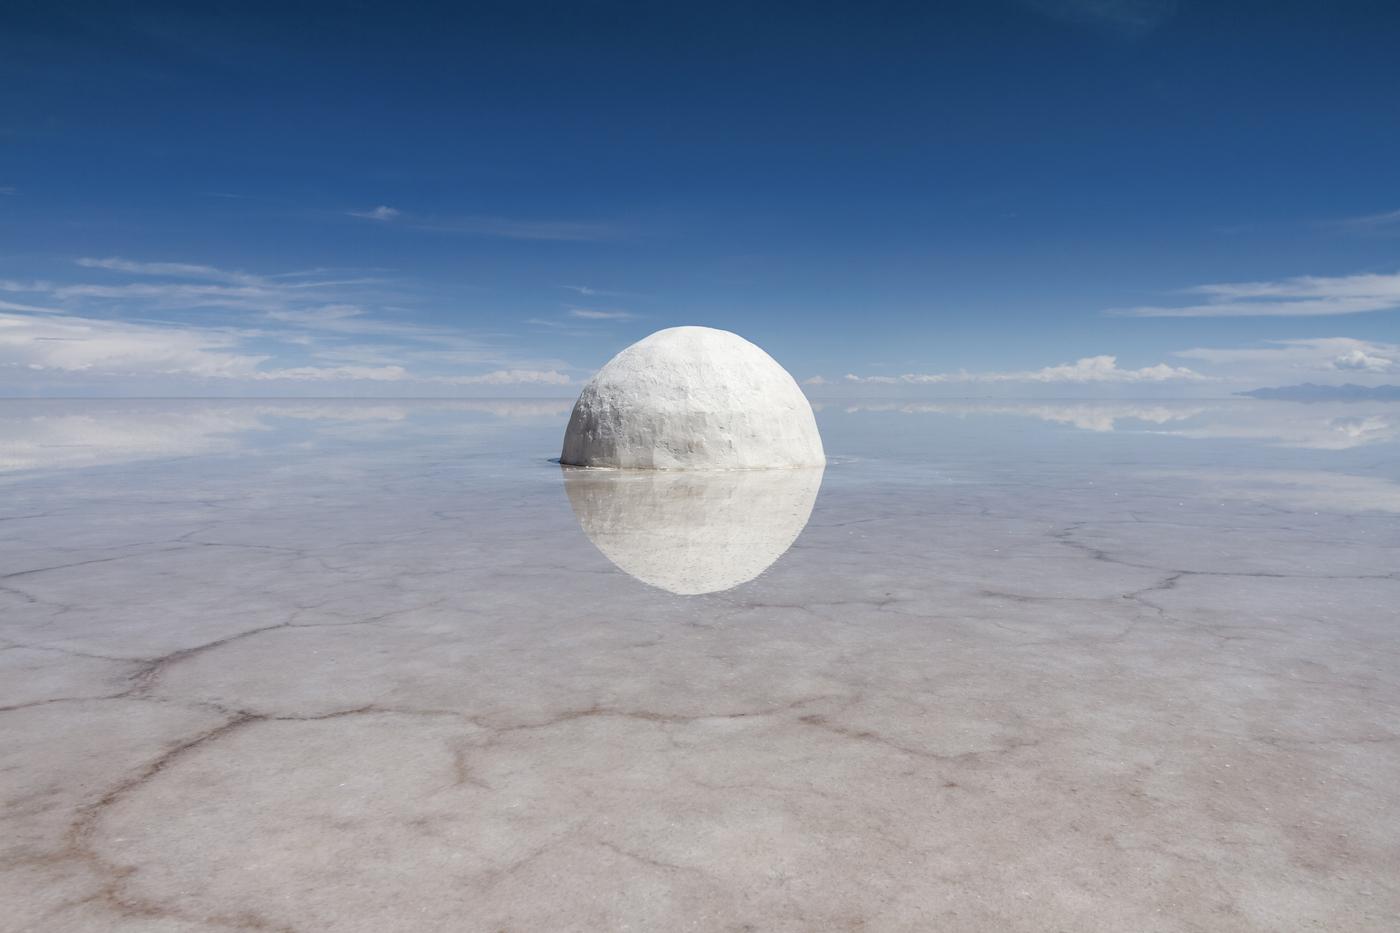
left=1, top=398, right=1397, bottom=932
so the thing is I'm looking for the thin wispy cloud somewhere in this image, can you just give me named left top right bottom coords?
left=348, top=205, right=402, bottom=221
left=0, top=308, right=422, bottom=382
left=346, top=205, right=617, bottom=241
left=1328, top=207, right=1400, bottom=231
left=75, top=257, right=261, bottom=283
left=0, top=186, right=15, bottom=196
left=1, top=311, right=270, bottom=379
left=261, top=304, right=452, bottom=339
left=566, top=308, right=634, bottom=321
left=829, top=338, right=1399, bottom=396
left=0, top=257, right=578, bottom=390
left=439, top=369, right=570, bottom=386
left=1111, top=270, right=1400, bottom=317
left=0, top=299, right=60, bottom=313
left=843, top=355, right=1207, bottom=385
left=525, top=316, right=593, bottom=333
left=55, top=259, right=391, bottom=315
left=420, top=216, right=617, bottom=241
left=1022, top=0, right=1177, bottom=36
left=1175, top=337, right=1398, bottom=375
left=839, top=400, right=1206, bottom=433
left=527, top=303, right=637, bottom=335
left=560, top=284, right=629, bottom=297
left=1, top=280, right=46, bottom=292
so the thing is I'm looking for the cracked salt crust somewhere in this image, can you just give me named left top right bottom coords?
left=2, top=399, right=1399, bottom=932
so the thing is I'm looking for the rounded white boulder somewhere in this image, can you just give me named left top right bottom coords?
left=560, top=326, right=825, bottom=470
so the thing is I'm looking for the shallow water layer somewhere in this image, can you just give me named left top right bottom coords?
left=1, top=397, right=1398, bottom=932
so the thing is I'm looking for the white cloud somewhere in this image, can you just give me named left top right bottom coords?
left=418, top=216, right=615, bottom=241
left=0, top=312, right=418, bottom=382
left=560, top=284, right=633, bottom=297
left=0, top=186, right=15, bottom=196
left=36, top=260, right=390, bottom=316
left=844, top=355, right=1207, bottom=385
left=262, top=304, right=450, bottom=339
left=258, top=365, right=408, bottom=381
left=0, top=311, right=544, bottom=386
left=1334, top=348, right=1395, bottom=371
left=439, top=369, right=570, bottom=386
left=348, top=205, right=401, bottom=221
left=0, top=311, right=267, bottom=378
left=836, top=340, right=1397, bottom=395
left=75, top=257, right=262, bottom=284
left=802, top=375, right=829, bottom=386
left=837, top=399, right=1400, bottom=450
left=1331, top=207, right=1400, bottom=231
left=1113, top=270, right=1400, bottom=317
left=566, top=308, right=633, bottom=320
left=830, top=338, right=1397, bottom=396
left=0, top=257, right=579, bottom=392
left=839, top=400, right=1205, bottom=432
left=1, top=279, right=47, bottom=291
left=1175, top=337, right=1398, bottom=376
left=50, top=281, right=281, bottom=309
left=348, top=207, right=615, bottom=241
left=0, top=299, right=60, bottom=313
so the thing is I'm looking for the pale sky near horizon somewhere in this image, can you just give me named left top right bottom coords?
left=2, top=0, right=1399, bottom=398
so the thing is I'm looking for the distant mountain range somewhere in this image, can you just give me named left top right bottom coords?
left=1239, top=383, right=1400, bottom=401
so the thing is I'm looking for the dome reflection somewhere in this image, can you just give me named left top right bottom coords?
left=562, top=467, right=824, bottom=595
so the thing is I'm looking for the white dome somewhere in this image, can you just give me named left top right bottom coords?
left=560, top=326, right=825, bottom=470
left=563, top=467, right=823, bottom=595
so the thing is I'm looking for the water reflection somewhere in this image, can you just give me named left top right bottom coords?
left=5, top=397, right=1397, bottom=478
left=0, top=399, right=573, bottom=472
left=829, top=399, right=1400, bottom=449
left=827, top=400, right=1207, bottom=432
left=562, top=467, right=824, bottom=595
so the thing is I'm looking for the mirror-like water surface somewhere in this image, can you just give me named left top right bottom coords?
left=2, top=398, right=1397, bottom=931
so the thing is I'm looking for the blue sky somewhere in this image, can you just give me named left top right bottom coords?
left=2, top=0, right=1398, bottom=397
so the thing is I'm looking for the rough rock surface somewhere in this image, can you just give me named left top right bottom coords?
left=560, top=326, right=825, bottom=470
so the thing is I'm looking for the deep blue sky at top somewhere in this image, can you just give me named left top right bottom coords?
left=1, top=0, right=1398, bottom=395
